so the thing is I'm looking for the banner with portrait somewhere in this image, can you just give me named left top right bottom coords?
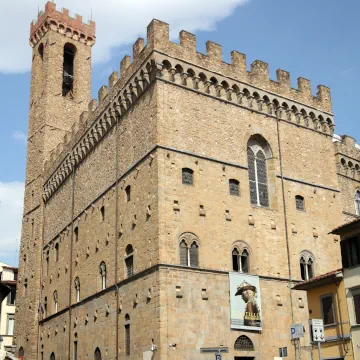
left=229, top=272, right=262, bottom=331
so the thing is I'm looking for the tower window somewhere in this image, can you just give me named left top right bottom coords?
left=74, top=277, right=80, bottom=303
left=62, top=43, right=76, bottom=97
left=182, top=168, right=194, bottom=186
left=125, top=324, right=131, bottom=356
left=38, top=43, right=44, bottom=60
left=232, top=247, right=249, bottom=273
left=99, top=262, right=106, bottom=290
left=355, top=190, right=360, bottom=215
left=100, top=206, right=105, bottom=222
left=295, top=195, right=305, bottom=211
left=179, top=233, right=199, bottom=267
left=125, top=185, right=131, bottom=202
left=125, top=245, right=134, bottom=278
left=300, top=251, right=315, bottom=280
left=55, top=243, right=59, bottom=262
left=53, top=291, right=58, bottom=313
left=74, top=226, right=79, bottom=243
left=229, top=179, right=240, bottom=196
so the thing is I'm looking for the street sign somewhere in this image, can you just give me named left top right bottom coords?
left=311, top=319, right=325, bottom=342
left=215, top=353, right=222, bottom=360
left=279, top=347, right=288, bottom=357
left=290, top=323, right=304, bottom=339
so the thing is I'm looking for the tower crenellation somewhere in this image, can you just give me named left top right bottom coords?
left=30, top=1, right=95, bottom=48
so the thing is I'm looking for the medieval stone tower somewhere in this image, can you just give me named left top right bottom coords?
left=15, top=3, right=95, bottom=358
left=15, top=2, right=360, bottom=360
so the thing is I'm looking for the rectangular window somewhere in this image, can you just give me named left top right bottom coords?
left=354, top=294, right=360, bottom=324
left=74, top=341, right=78, bottom=360
left=125, top=324, right=130, bottom=356
left=7, top=314, right=14, bottom=335
left=125, top=256, right=134, bottom=278
left=321, top=294, right=336, bottom=326
left=341, top=236, right=360, bottom=268
left=182, top=168, right=194, bottom=186
left=7, top=289, right=16, bottom=305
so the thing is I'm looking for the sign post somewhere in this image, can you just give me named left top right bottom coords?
left=215, top=351, right=222, bottom=360
left=290, top=324, right=304, bottom=360
left=311, top=319, right=325, bottom=360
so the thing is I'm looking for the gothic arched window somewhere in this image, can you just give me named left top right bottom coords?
left=247, top=136, right=271, bottom=207
left=234, top=335, right=254, bottom=351
left=125, top=245, right=134, bottom=278
left=179, top=233, right=199, bottom=267
left=300, top=251, right=315, bottom=280
left=94, top=348, right=102, bottom=360
left=99, top=262, right=106, bottom=290
left=295, top=195, right=305, bottom=211
left=355, top=190, right=360, bottom=216
left=229, top=179, right=240, bottom=196
left=232, top=246, right=250, bottom=273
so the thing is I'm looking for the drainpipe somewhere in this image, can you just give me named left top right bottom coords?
left=334, top=275, right=349, bottom=355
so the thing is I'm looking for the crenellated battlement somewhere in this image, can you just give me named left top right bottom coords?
left=42, top=18, right=336, bottom=201
left=334, top=135, right=360, bottom=180
left=30, top=1, right=95, bottom=48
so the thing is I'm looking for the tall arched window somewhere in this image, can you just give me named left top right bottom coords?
left=179, top=233, right=199, bottom=267
left=125, top=314, right=131, bottom=356
left=50, top=352, right=55, bottom=360
left=99, top=262, right=106, bottom=290
left=62, top=43, right=76, bottom=97
left=300, top=251, right=315, bottom=280
left=94, top=348, right=102, bottom=360
left=125, top=185, right=131, bottom=202
left=232, top=247, right=249, bottom=273
left=53, top=291, right=58, bottom=313
left=355, top=190, right=360, bottom=215
left=74, top=277, right=80, bottom=303
left=247, top=136, right=271, bottom=207
left=125, top=245, right=134, bottom=277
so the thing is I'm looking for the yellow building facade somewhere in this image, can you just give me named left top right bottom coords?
left=294, top=270, right=354, bottom=360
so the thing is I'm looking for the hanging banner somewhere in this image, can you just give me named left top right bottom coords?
left=229, top=273, right=262, bottom=330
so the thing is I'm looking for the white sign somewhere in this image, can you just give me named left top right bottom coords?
left=290, top=323, right=304, bottom=339
left=311, top=319, right=325, bottom=342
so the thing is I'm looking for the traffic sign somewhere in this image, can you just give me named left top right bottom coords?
left=290, top=323, right=304, bottom=339
left=311, top=319, right=325, bottom=342
left=215, top=353, right=222, bottom=360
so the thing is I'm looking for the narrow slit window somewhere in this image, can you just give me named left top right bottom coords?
left=125, top=245, right=134, bottom=278
left=232, top=248, right=240, bottom=271
left=125, top=185, right=131, bottom=202
left=125, top=324, right=131, bottom=356
left=74, top=227, right=79, bottom=243
left=100, top=206, right=105, bottom=222
left=355, top=190, right=360, bottom=215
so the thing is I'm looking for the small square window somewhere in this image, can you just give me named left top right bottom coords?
left=229, top=179, right=240, bottom=196
left=182, top=168, right=194, bottom=186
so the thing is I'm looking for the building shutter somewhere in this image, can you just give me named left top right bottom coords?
left=189, top=242, right=199, bottom=267
left=248, top=148, right=257, bottom=205
left=256, top=151, right=269, bottom=207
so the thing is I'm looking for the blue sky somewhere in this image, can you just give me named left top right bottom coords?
left=0, top=0, right=359, bottom=266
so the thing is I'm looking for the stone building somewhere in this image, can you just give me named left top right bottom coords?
left=14, top=2, right=360, bottom=359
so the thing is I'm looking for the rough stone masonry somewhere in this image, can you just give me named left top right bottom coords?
left=14, top=2, right=360, bottom=359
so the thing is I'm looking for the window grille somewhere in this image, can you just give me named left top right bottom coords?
left=180, top=241, right=188, bottom=266
left=125, top=257, right=134, bottom=277
left=295, top=195, right=305, bottom=211
left=234, top=335, right=254, bottom=351
left=189, top=242, right=199, bottom=267
left=125, top=245, right=134, bottom=277
left=229, top=179, right=240, bottom=196
left=182, top=168, right=194, bottom=186
left=125, top=324, right=131, bottom=356
left=94, top=348, right=102, bottom=360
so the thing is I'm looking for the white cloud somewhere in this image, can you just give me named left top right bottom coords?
left=12, top=130, right=27, bottom=145
left=0, top=182, right=24, bottom=267
left=0, top=0, right=248, bottom=73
